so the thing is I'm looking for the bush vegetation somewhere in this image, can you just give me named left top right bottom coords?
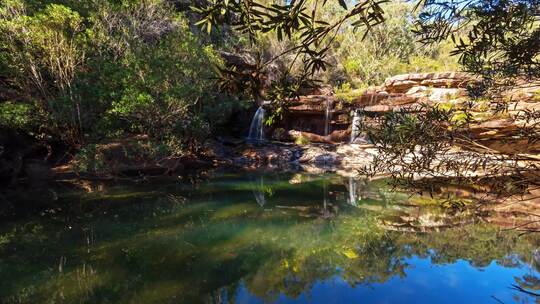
left=0, top=0, right=538, bottom=179
left=325, top=2, right=458, bottom=88
left=0, top=0, right=238, bottom=154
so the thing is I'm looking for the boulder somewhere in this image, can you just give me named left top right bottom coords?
left=298, top=146, right=342, bottom=166
left=328, top=130, right=351, bottom=142
left=236, top=145, right=300, bottom=166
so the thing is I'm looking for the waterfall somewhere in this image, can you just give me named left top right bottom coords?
left=350, top=109, right=362, bottom=144
left=324, top=99, right=332, bottom=136
left=247, top=106, right=265, bottom=143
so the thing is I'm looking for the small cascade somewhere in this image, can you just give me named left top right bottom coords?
left=350, top=109, right=363, bottom=144
left=324, top=99, right=332, bottom=136
left=247, top=106, right=265, bottom=143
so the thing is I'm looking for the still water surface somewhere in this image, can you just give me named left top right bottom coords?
left=0, top=172, right=539, bottom=303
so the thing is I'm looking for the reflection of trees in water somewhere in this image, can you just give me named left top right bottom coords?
left=510, top=249, right=540, bottom=299
left=1, top=174, right=540, bottom=303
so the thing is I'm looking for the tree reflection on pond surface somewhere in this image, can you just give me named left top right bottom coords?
left=0, top=172, right=539, bottom=303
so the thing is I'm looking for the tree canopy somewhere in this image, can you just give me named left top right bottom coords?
left=192, top=0, right=540, bottom=90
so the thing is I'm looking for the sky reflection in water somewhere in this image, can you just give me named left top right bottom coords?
left=0, top=172, right=539, bottom=303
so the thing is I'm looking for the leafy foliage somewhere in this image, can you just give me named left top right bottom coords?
left=329, top=2, right=458, bottom=87
left=0, top=0, right=87, bottom=143
left=414, top=0, right=540, bottom=82
left=0, top=0, right=236, bottom=154
left=191, top=0, right=387, bottom=98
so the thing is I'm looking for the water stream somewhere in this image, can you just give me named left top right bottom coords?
left=247, top=106, right=265, bottom=143
left=350, top=109, right=363, bottom=144
left=324, top=99, right=332, bottom=136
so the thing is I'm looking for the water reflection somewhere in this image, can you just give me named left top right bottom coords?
left=344, top=177, right=370, bottom=207
left=0, top=172, right=539, bottom=303
left=252, top=175, right=266, bottom=207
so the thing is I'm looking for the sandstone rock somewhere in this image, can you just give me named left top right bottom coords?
left=328, top=130, right=351, bottom=142
left=289, top=95, right=336, bottom=113
left=406, top=86, right=429, bottom=95
left=386, top=80, right=419, bottom=93
left=378, top=91, right=390, bottom=98
left=477, top=138, right=540, bottom=154
left=420, top=78, right=467, bottom=88
left=280, top=71, right=536, bottom=150
left=353, top=91, right=390, bottom=105
left=364, top=104, right=394, bottom=113
left=408, top=73, right=435, bottom=81
left=235, top=145, right=300, bottom=167
left=472, top=119, right=518, bottom=130
left=298, top=146, right=342, bottom=166
left=503, top=82, right=540, bottom=102
left=288, top=130, right=334, bottom=144
left=428, top=88, right=467, bottom=102
left=299, top=85, right=334, bottom=96
left=467, top=119, right=522, bottom=146
left=392, top=103, right=424, bottom=112
left=384, top=72, right=473, bottom=92
left=383, top=95, right=417, bottom=105
left=507, top=101, right=540, bottom=113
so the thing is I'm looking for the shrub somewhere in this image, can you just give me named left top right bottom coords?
left=295, top=135, right=310, bottom=145
left=0, top=0, right=238, bottom=153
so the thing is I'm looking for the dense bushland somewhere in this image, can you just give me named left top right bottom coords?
left=0, top=0, right=242, bottom=154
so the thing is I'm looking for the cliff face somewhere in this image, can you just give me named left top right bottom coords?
left=279, top=72, right=540, bottom=154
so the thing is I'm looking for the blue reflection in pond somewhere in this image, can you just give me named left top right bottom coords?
left=0, top=172, right=538, bottom=303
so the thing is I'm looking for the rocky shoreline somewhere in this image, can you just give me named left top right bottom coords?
left=2, top=71, right=538, bottom=188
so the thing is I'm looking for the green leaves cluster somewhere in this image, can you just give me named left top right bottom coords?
left=414, top=0, right=540, bottom=82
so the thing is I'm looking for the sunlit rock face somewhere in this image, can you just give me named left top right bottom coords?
left=284, top=95, right=346, bottom=137
left=384, top=72, right=474, bottom=93
left=351, top=72, right=475, bottom=113
left=277, top=71, right=539, bottom=152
